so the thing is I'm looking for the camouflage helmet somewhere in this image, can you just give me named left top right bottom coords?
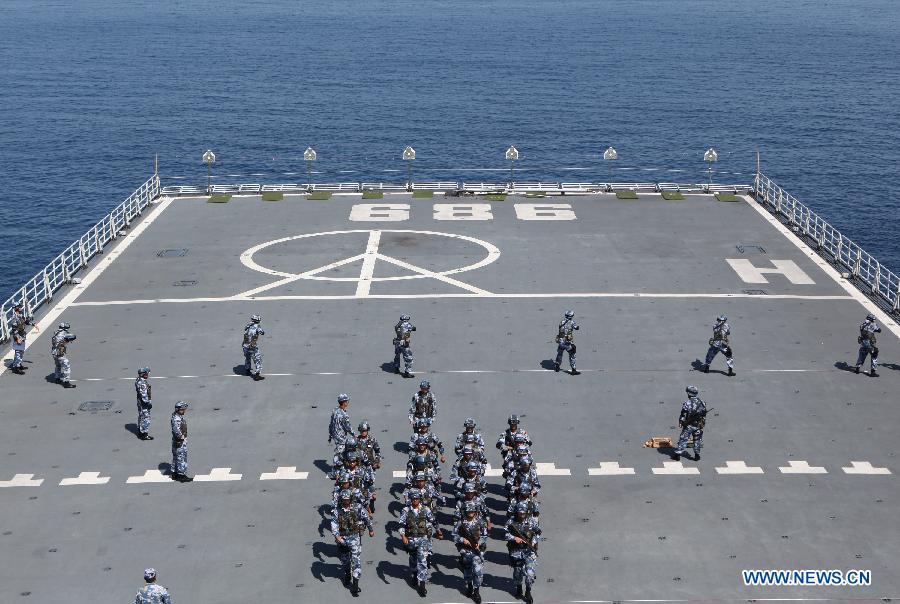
left=463, top=417, right=476, bottom=429
left=419, top=379, right=430, bottom=389
left=866, top=313, right=876, bottom=322
left=513, top=432, right=528, bottom=444
left=400, top=314, right=411, bottom=321
left=344, top=450, right=359, bottom=463
left=515, top=444, right=530, bottom=456
left=565, top=310, right=575, bottom=319
left=58, top=322, right=71, bottom=330
left=415, top=417, right=433, bottom=429
left=358, top=420, right=370, bottom=432
left=413, top=471, right=427, bottom=482
left=686, top=385, right=699, bottom=396
left=462, top=482, right=477, bottom=494
left=519, top=456, right=533, bottom=469
left=463, top=501, right=479, bottom=514
left=337, top=470, right=351, bottom=484
left=338, top=489, right=354, bottom=502
left=461, top=444, right=474, bottom=456
left=716, top=314, right=727, bottom=322
left=250, top=314, right=262, bottom=323
left=413, top=454, right=428, bottom=469
left=174, top=400, right=189, bottom=410
left=465, top=460, right=480, bottom=472
left=408, top=488, right=422, bottom=501
left=138, top=366, right=150, bottom=376
left=338, top=393, right=350, bottom=403
left=143, top=568, right=157, bottom=581
left=515, top=501, right=530, bottom=514
left=508, top=414, right=520, bottom=425
left=343, top=435, right=358, bottom=449
left=519, top=481, right=533, bottom=496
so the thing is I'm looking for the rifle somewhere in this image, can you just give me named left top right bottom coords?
left=507, top=522, right=539, bottom=556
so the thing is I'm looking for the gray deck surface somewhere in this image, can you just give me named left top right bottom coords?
left=1, top=192, right=898, bottom=603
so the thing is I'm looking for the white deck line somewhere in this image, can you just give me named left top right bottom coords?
left=0, top=196, right=175, bottom=377
left=69, top=292, right=854, bottom=307
left=355, top=230, right=382, bottom=297
left=742, top=194, right=900, bottom=338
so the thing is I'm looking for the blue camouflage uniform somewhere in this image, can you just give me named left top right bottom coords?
left=134, top=583, right=172, bottom=604
left=51, top=326, right=76, bottom=384
left=171, top=412, right=188, bottom=475
left=408, top=389, right=435, bottom=424
left=393, top=318, right=415, bottom=374
left=855, top=317, right=882, bottom=374
left=398, top=503, right=437, bottom=583
left=505, top=514, right=541, bottom=589
left=135, top=372, right=152, bottom=436
left=329, top=405, right=354, bottom=457
left=454, top=514, right=488, bottom=589
left=406, top=480, right=446, bottom=512
left=9, top=310, right=33, bottom=370
left=409, top=427, right=444, bottom=457
left=704, top=318, right=734, bottom=373
left=674, top=395, right=707, bottom=458
left=331, top=501, right=374, bottom=581
left=555, top=316, right=579, bottom=371
left=242, top=321, right=264, bottom=376
left=454, top=492, right=490, bottom=522
left=455, top=429, right=485, bottom=455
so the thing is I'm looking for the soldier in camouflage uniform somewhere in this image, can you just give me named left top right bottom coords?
left=855, top=313, right=882, bottom=377
left=454, top=501, right=488, bottom=603
left=50, top=322, right=77, bottom=388
left=8, top=303, right=36, bottom=375
left=329, top=394, right=354, bottom=458
left=331, top=489, right=375, bottom=597
left=408, top=417, right=445, bottom=462
left=408, top=380, right=436, bottom=424
left=406, top=440, right=442, bottom=485
left=508, top=456, right=541, bottom=499
left=506, top=501, right=541, bottom=604
left=343, top=451, right=375, bottom=513
left=332, top=470, right=364, bottom=508
left=407, top=471, right=446, bottom=513
left=671, top=385, right=707, bottom=462
left=454, top=482, right=492, bottom=529
left=702, top=315, right=734, bottom=376
left=455, top=418, right=485, bottom=455
left=242, top=314, right=265, bottom=381
left=398, top=489, right=440, bottom=597
left=554, top=310, right=581, bottom=375
left=507, top=480, right=540, bottom=519
left=452, top=445, right=487, bottom=481
left=454, top=460, right=487, bottom=498
left=133, top=568, right=172, bottom=604
left=135, top=367, right=153, bottom=440
left=356, top=421, right=382, bottom=472
left=170, top=401, right=192, bottom=482
left=496, top=414, right=531, bottom=457
left=393, top=314, right=416, bottom=378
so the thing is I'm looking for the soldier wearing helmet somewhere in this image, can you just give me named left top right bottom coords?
left=332, top=470, right=364, bottom=508
left=8, top=303, right=36, bottom=375
left=496, top=414, right=532, bottom=456
left=671, top=385, right=708, bottom=462
left=408, top=417, right=445, bottom=461
left=51, top=321, right=77, bottom=388
left=241, top=314, right=265, bottom=381
left=133, top=567, right=173, bottom=604
left=554, top=309, right=580, bottom=375
left=507, top=456, right=541, bottom=499
left=454, top=460, right=487, bottom=498
left=505, top=501, right=541, bottom=603
left=393, top=314, right=417, bottom=378
left=330, top=488, right=374, bottom=596
left=855, top=313, right=882, bottom=376
left=356, top=420, right=382, bottom=472
left=407, top=470, right=445, bottom=512
left=507, top=480, right=540, bottom=519
left=455, top=417, right=486, bottom=455
left=342, top=450, right=376, bottom=511
left=453, top=500, right=488, bottom=603
left=408, top=379, right=436, bottom=424
left=329, top=393, right=354, bottom=458
left=454, top=481, right=492, bottom=529
left=134, top=366, right=153, bottom=440
left=701, top=314, right=734, bottom=377
left=398, top=488, right=439, bottom=597
left=406, top=443, right=441, bottom=485
left=452, top=444, right=487, bottom=481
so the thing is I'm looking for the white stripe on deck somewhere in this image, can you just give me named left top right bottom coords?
left=355, top=230, right=382, bottom=297
left=588, top=462, right=635, bottom=476
left=193, top=468, right=242, bottom=482
left=392, top=470, right=407, bottom=478
left=715, top=461, right=764, bottom=474
left=59, top=472, right=110, bottom=486
left=260, top=466, right=309, bottom=480
left=842, top=461, right=891, bottom=475
left=535, top=462, right=570, bottom=476
left=483, top=463, right=504, bottom=477
left=126, top=470, right=171, bottom=484
left=0, top=474, right=44, bottom=487
left=778, top=460, right=827, bottom=474
left=651, top=461, right=700, bottom=475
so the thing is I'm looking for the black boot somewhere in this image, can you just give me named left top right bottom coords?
left=670, top=451, right=682, bottom=461
left=727, top=367, right=734, bottom=377
left=515, top=584, right=523, bottom=599
left=473, top=587, right=482, bottom=604
left=525, top=584, right=533, bottom=604
left=62, top=381, right=76, bottom=388
left=11, top=367, right=24, bottom=375
left=343, top=569, right=351, bottom=586
left=138, top=433, right=154, bottom=441
left=571, top=368, right=581, bottom=375
left=369, top=499, right=375, bottom=514
left=702, top=364, right=709, bottom=373
left=694, top=453, right=701, bottom=462
left=870, top=370, right=879, bottom=377
left=553, top=362, right=560, bottom=372
left=404, top=371, right=415, bottom=379
left=418, top=580, right=427, bottom=597
left=351, top=577, right=359, bottom=596
left=252, top=373, right=265, bottom=381
left=854, top=365, right=860, bottom=374
left=466, top=581, right=473, bottom=596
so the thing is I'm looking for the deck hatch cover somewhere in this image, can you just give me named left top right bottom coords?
left=742, top=289, right=768, bottom=295
left=157, top=249, right=189, bottom=258
left=78, top=401, right=114, bottom=412
left=173, top=280, right=198, bottom=287
left=736, top=244, right=767, bottom=254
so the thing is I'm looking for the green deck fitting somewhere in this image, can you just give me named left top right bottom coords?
left=308, top=191, right=333, bottom=201
left=616, top=190, right=639, bottom=199
left=484, top=193, right=507, bottom=201
left=525, top=192, right=546, bottom=198
left=715, top=193, right=742, bottom=202
left=207, top=195, right=231, bottom=203
left=412, top=190, right=434, bottom=199
left=362, top=190, right=384, bottom=199
left=661, top=191, right=685, bottom=200
left=261, top=192, right=283, bottom=202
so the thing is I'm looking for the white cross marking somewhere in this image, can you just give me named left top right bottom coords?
left=778, top=460, right=827, bottom=474
left=126, top=470, right=171, bottom=484
left=260, top=466, right=309, bottom=480
left=193, top=468, right=242, bottom=482
left=588, top=462, right=635, bottom=476
left=842, top=461, right=891, bottom=475
left=652, top=461, right=700, bottom=475
left=535, top=462, right=571, bottom=476
left=715, top=461, right=764, bottom=475
left=59, top=472, right=110, bottom=486
left=0, top=474, right=44, bottom=487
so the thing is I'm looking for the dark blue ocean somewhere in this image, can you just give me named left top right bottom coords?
left=1, top=0, right=898, bottom=299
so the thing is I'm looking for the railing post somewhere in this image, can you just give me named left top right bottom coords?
left=853, top=251, right=862, bottom=279
left=97, top=226, right=104, bottom=254
left=0, top=309, right=9, bottom=343
left=23, top=292, right=31, bottom=317
left=79, top=240, right=87, bottom=268
left=872, top=263, right=881, bottom=295
left=776, top=189, right=782, bottom=215
left=63, top=257, right=71, bottom=284
left=894, top=290, right=900, bottom=313
left=42, top=270, right=52, bottom=302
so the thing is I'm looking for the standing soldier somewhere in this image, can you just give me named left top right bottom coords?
left=170, top=401, right=192, bottom=482
left=505, top=501, right=541, bottom=604
left=408, top=380, right=436, bottom=424
left=701, top=315, right=734, bottom=376
left=8, top=303, right=37, bottom=375
left=398, top=489, right=440, bottom=597
left=407, top=470, right=446, bottom=513
left=554, top=310, right=580, bottom=375
left=133, top=568, right=172, bottom=604
left=855, top=313, right=882, bottom=377
left=356, top=421, right=382, bottom=472
left=507, top=481, right=540, bottom=519
left=496, top=414, right=532, bottom=457
left=331, top=489, right=375, bottom=597
left=332, top=471, right=364, bottom=508
left=454, top=501, right=488, bottom=604
left=242, top=314, right=265, bottom=381
left=329, top=394, right=354, bottom=459
left=135, top=367, right=153, bottom=440
left=671, top=385, right=707, bottom=462
left=50, top=322, right=77, bottom=388
left=408, top=417, right=445, bottom=462
left=455, top=418, right=485, bottom=455
left=393, top=314, right=416, bottom=378
left=454, top=482, right=492, bottom=530
left=343, top=451, right=376, bottom=515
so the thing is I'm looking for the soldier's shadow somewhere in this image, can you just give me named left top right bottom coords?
left=834, top=361, right=858, bottom=373
left=375, top=560, right=410, bottom=585
left=393, top=441, right=409, bottom=454
left=312, top=459, right=332, bottom=475
left=380, top=362, right=399, bottom=374
left=310, top=541, right=343, bottom=583
left=428, top=551, right=466, bottom=591
left=231, top=365, right=249, bottom=376
left=387, top=500, right=404, bottom=519
left=389, top=482, right=405, bottom=500
left=124, top=423, right=141, bottom=437
left=316, top=504, right=332, bottom=538
left=880, top=362, right=900, bottom=372
left=44, top=373, right=59, bottom=384
left=157, top=462, right=172, bottom=475
left=691, top=359, right=727, bottom=375
left=539, top=359, right=557, bottom=371
left=485, top=496, right=508, bottom=512
left=485, top=482, right=507, bottom=498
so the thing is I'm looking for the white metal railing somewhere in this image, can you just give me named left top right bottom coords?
left=1, top=174, right=161, bottom=343
left=361, top=183, right=407, bottom=191
left=754, top=172, right=900, bottom=312
left=412, top=182, right=458, bottom=191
